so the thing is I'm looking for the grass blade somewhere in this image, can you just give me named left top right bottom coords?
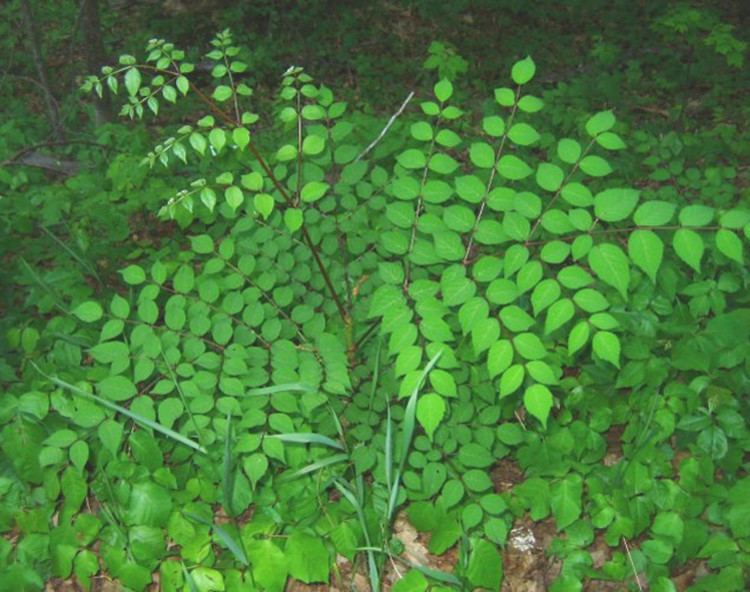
left=181, top=563, right=199, bottom=592
left=269, top=432, right=344, bottom=450
left=39, top=224, right=102, bottom=283
left=388, top=349, right=443, bottom=521
left=334, top=479, right=380, bottom=591
left=34, top=363, right=206, bottom=454
left=243, top=383, right=314, bottom=396
left=185, top=512, right=249, bottom=566
left=289, top=453, right=348, bottom=477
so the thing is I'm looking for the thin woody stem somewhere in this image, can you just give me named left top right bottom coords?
left=463, top=85, right=521, bottom=265
left=136, top=65, right=351, bottom=325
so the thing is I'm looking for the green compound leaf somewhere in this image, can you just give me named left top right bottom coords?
left=673, top=228, right=704, bottom=272
left=417, top=393, right=446, bottom=442
left=511, top=56, right=536, bottom=85
left=523, top=384, right=553, bottom=429
left=592, top=330, right=620, bottom=368
left=588, top=243, right=630, bottom=299
left=628, top=230, right=663, bottom=283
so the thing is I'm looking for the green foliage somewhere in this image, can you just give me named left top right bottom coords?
left=3, top=21, right=750, bottom=592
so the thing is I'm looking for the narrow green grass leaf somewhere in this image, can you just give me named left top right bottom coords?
left=34, top=364, right=206, bottom=454
left=185, top=512, right=249, bottom=566
left=269, top=432, right=344, bottom=450
left=243, top=383, right=315, bottom=396
left=290, top=453, right=348, bottom=477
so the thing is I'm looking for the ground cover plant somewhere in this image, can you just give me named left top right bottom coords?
left=2, top=3, right=750, bottom=592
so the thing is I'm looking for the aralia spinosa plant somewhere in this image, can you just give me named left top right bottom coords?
left=28, top=27, right=747, bottom=590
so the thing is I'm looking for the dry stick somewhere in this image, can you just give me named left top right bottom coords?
left=463, top=86, right=521, bottom=265
left=526, top=137, right=597, bottom=245
left=354, top=91, right=415, bottom=164
left=295, top=87, right=303, bottom=205
left=622, top=538, right=645, bottom=592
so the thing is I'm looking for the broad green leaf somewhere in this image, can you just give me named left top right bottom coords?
left=410, top=121, right=433, bottom=142
left=536, top=163, right=564, bottom=192
left=254, top=193, right=274, bottom=219
left=550, top=475, right=583, bottom=529
left=594, top=188, right=640, bottom=222
left=286, top=532, right=329, bottom=583
left=592, top=331, right=620, bottom=368
left=511, top=56, right=536, bottom=85
left=482, top=115, right=505, bottom=137
left=124, top=67, right=141, bottom=96
left=190, top=234, right=214, bottom=254
left=673, top=228, right=704, bottom=272
left=232, top=127, right=250, bottom=149
left=628, top=230, right=663, bottom=283
left=398, top=149, right=426, bottom=169
left=508, top=123, right=539, bottom=146
left=679, top=205, right=714, bottom=227
left=567, top=321, right=590, bottom=355
left=434, top=79, right=453, bottom=102
left=499, top=364, right=525, bottom=398
left=585, top=110, right=615, bottom=136
left=466, top=539, right=502, bottom=590
left=243, top=453, right=268, bottom=489
left=513, top=332, right=547, bottom=360
left=225, top=186, right=243, bottom=209
left=715, top=229, right=743, bottom=263
left=579, top=155, right=612, bottom=177
left=73, top=301, right=103, bottom=323
left=487, top=340, right=513, bottom=379
left=545, top=298, right=574, bottom=334
left=596, top=131, right=626, bottom=150
left=523, top=384, right=553, bottom=429
left=300, top=181, right=329, bottom=203
left=531, top=279, right=560, bottom=316
left=284, top=208, right=303, bottom=232
left=588, top=243, right=630, bottom=299
left=417, top=393, right=446, bottom=440
left=498, top=155, right=532, bottom=180
left=121, top=264, right=146, bottom=285
left=469, top=142, right=495, bottom=169
left=633, top=200, right=676, bottom=226
left=557, top=138, right=581, bottom=164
